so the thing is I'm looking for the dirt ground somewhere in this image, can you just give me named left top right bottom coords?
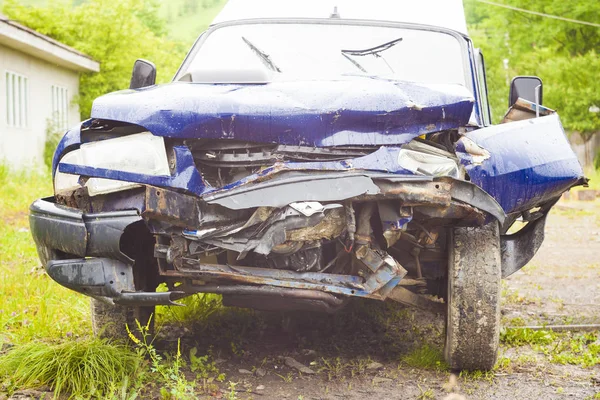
left=144, top=198, right=599, bottom=400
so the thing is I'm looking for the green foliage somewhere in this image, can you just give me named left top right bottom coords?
left=0, top=338, right=142, bottom=398
left=1, top=0, right=186, bottom=119
left=0, top=162, right=8, bottom=184
left=157, top=292, right=223, bottom=325
left=500, top=327, right=556, bottom=346
left=127, top=320, right=197, bottom=399
left=465, top=0, right=600, bottom=135
left=160, top=0, right=227, bottom=45
left=0, top=169, right=90, bottom=345
left=401, top=343, right=448, bottom=371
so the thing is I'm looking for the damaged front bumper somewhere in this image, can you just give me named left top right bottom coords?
left=30, top=170, right=532, bottom=309
left=29, top=199, right=184, bottom=305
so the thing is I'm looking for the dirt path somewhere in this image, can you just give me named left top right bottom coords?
left=149, top=199, right=600, bottom=399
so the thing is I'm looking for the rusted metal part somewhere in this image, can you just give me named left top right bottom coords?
left=361, top=180, right=452, bottom=205
left=286, top=207, right=345, bottom=241
left=162, top=256, right=408, bottom=299
left=144, top=185, right=251, bottom=230
left=181, top=283, right=347, bottom=313
left=144, top=186, right=200, bottom=228
left=386, top=286, right=446, bottom=314
left=439, top=177, right=506, bottom=225
left=501, top=98, right=555, bottom=124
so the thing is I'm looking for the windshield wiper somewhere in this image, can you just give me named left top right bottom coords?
left=341, top=52, right=368, bottom=73
left=241, top=36, right=281, bottom=73
left=341, top=37, right=402, bottom=74
left=341, top=37, right=403, bottom=57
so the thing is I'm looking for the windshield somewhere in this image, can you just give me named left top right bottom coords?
left=179, top=22, right=469, bottom=87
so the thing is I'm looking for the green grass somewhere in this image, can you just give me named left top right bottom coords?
left=401, top=343, right=448, bottom=371
left=0, top=338, right=142, bottom=398
left=501, top=327, right=600, bottom=368
left=0, top=170, right=90, bottom=345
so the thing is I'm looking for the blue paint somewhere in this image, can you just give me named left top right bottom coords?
left=51, top=122, right=85, bottom=178
left=60, top=145, right=207, bottom=195
left=60, top=146, right=418, bottom=196
left=91, top=77, right=474, bottom=147
left=456, top=114, right=584, bottom=214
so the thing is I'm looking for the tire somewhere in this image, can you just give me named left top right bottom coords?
left=444, top=221, right=501, bottom=371
left=91, top=299, right=154, bottom=343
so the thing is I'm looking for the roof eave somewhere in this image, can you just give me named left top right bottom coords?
left=0, top=19, right=100, bottom=73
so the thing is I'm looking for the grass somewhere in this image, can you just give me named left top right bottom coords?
left=0, top=338, right=142, bottom=398
left=0, top=169, right=90, bottom=345
left=501, top=327, right=600, bottom=368
left=401, top=343, right=448, bottom=371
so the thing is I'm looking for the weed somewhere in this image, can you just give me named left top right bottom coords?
left=189, top=347, right=225, bottom=393
left=416, top=384, right=435, bottom=400
left=226, top=381, right=239, bottom=400
left=494, top=356, right=512, bottom=373
left=319, top=357, right=347, bottom=381
left=348, top=357, right=371, bottom=377
left=500, top=327, right=556, bottom=346
left=459, top=369, right=495, bottom=383
left=401, top=343, right=448, bottom=371
left=0, top=338, right=142, bottom=398
left=127, top=320, right=196, bottom=399
left=276, top=372, right=294, bottom=382
left=0, top=162, right=8, bottom=183
left=542, top=332, right=600, bottom=367
left=156, top=291, right=222, bottom=325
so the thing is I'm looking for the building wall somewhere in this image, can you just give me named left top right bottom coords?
left=0, top=44, right=81, bottom=169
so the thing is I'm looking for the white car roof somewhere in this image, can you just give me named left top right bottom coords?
left=212, top=0, right=468, bottom=35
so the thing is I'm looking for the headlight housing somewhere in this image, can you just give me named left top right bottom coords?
left=54, top=132, right=170, bottom=196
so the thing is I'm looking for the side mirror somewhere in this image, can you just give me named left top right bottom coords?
left=509, top=76, right=543, bottom=107
left=129, top=59, right=156, bottom=89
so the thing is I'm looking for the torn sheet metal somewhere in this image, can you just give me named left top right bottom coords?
left=204, top=172, right=380, bottom=209
left=456, top=114, right=584, bottom=214
left=91, top=77, right=474, bottom=147
left=501, top=98, right=555, bottom=123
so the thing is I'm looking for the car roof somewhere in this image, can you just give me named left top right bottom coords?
left=211, top=0, right=469, bottom=35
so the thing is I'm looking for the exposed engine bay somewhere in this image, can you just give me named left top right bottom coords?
left=53, top=132, right=498, bottom=312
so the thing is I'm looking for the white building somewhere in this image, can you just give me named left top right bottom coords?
left=0, top=13, right=99, bottom=169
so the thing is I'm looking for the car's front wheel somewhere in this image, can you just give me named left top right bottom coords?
left=444, top=222, right=501, bottom=371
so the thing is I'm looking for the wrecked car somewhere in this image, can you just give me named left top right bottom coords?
left=29, top=0, right=585, bottom=371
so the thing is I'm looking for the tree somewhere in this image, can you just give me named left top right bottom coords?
left=464, top=0, right=600, bottom=138
left=2, top=0, right=186, bottom=119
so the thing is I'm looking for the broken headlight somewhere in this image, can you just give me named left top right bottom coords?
left=397, top=148, right=460, bottom=178
left=54, top=132, right=170, bottom=196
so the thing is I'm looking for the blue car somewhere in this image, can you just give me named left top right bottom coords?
left=29, top=0, right=585, bottom=371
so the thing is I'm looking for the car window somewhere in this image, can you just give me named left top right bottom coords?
left=475, top=49, right=492, bottom=125
left=181, top=23, right=468, bottom=88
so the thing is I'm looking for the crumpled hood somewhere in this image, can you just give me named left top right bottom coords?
left=91, top=76, right=474, bottom=147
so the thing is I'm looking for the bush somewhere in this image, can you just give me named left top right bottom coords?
left=0, top=338, right=143, bottom=398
